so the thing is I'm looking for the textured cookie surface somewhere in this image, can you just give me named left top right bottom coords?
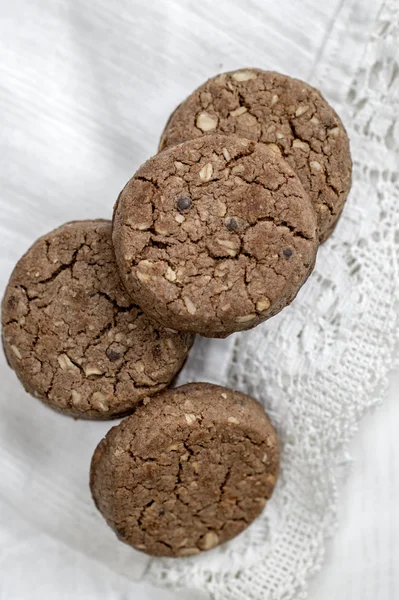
left=113, top=134, right=318, bottom=338
left=1, top=220, right=192, bottom=419
left=159, top=69, right=352, bottom=242
left=90, top=382, right=279, bottom=557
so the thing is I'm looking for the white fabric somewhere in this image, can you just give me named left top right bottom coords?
left=0, top=0, right=398, bottom=599
left=309, top=368, right=399, bottom=600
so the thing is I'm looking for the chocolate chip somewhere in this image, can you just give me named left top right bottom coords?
left=177, top=196, right=192, bottom=212
left=152, top=344, right=162, bottom=359
left=283, top=248, right=294, bottom=258
left=225, top=217, right=239, bottom=231
left=106, top=349, right=121, bottom=361
left=7, top=296, right=17, bottom=308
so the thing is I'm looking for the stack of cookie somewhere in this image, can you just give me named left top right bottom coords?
left=1, top=68, right=351, bottom=557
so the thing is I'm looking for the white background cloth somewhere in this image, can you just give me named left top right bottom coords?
left=1, top=0, right=398, bottom=599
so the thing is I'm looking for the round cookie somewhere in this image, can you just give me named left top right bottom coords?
left=90, top=382, right=279, bottom=557
left=159, top=68, right=352, bottom=243
left=113, top=134, right=318, bottom=338
left=1, top=220, right=193, bottom=419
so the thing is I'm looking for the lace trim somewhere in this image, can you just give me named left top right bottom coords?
left=146, top=1, right=399, bottom=597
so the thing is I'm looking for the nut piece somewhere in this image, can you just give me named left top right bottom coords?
left=10, top=345, right=22, bottom=360
left=175, top=213, right=185, bottom=223
left=256, top=298, right=271, bottom=312
left=58, top=353, right=79, bottom=372
left=228, top=416, right=240, bottom=424
left=230, top=106, right=247, bottom=117
left=165, top=338, right=175, bottom=352
left=257, top=497, right=267, bottom=509
left=231, top=70, right=257, bottom=82
left=92, top=391, right=109, bottom=411
left=292, top=139, right=309, bottom=151
left=137, top=271, right=150, bottom=283
left=185, top=413, right=197, bottom=425
left=262, top=452, right=268, bottom=463
left=137, top=259, right=153, bottom=270
left=196, top=112, right=218, bottom=132
left=310, top=160, right=322, bottom=172
left=216, top=238, right=239, bottom=257
left=267, top=143, right=282, bottom=155
left=199, top=162, right=213, bottom=182
left=222, top=147, right=231, bottom=161
left=183, top=296, right=197, bottom=315
left=84, top=365, right=103, bottom=376
left=177, top=547, right=201, bottom=557
left=295, top=105, right=309, bottom=117
left=215, top=200, right=227, bottom=217
left=135, top=361, right=145, bottom=373
left=165, top=266, right=177, bottom=282
left=71, top=389, right=83, bottom=405
left=174, top=160, right=185, bottom=171
left=200, top=531, right=219, bottom=550
left=271, top=94, right=279, bottom=105
left=235, top=314, right=256, bottom=323
left=154, top=223, right=168, bottom=235
left=329, top=126, right=340, bottom=136
left=214, top=262, right=228, bottom=277
left=216, top=238, right=238, bottom=249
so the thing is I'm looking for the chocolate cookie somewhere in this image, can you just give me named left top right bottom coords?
left=159, top=69, right=352, bottom=243
left=1, top=220, right=193, bottom=419
left=90, top=382, right=279, bottom=557
left=113, top=134, right=318, bottom=338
